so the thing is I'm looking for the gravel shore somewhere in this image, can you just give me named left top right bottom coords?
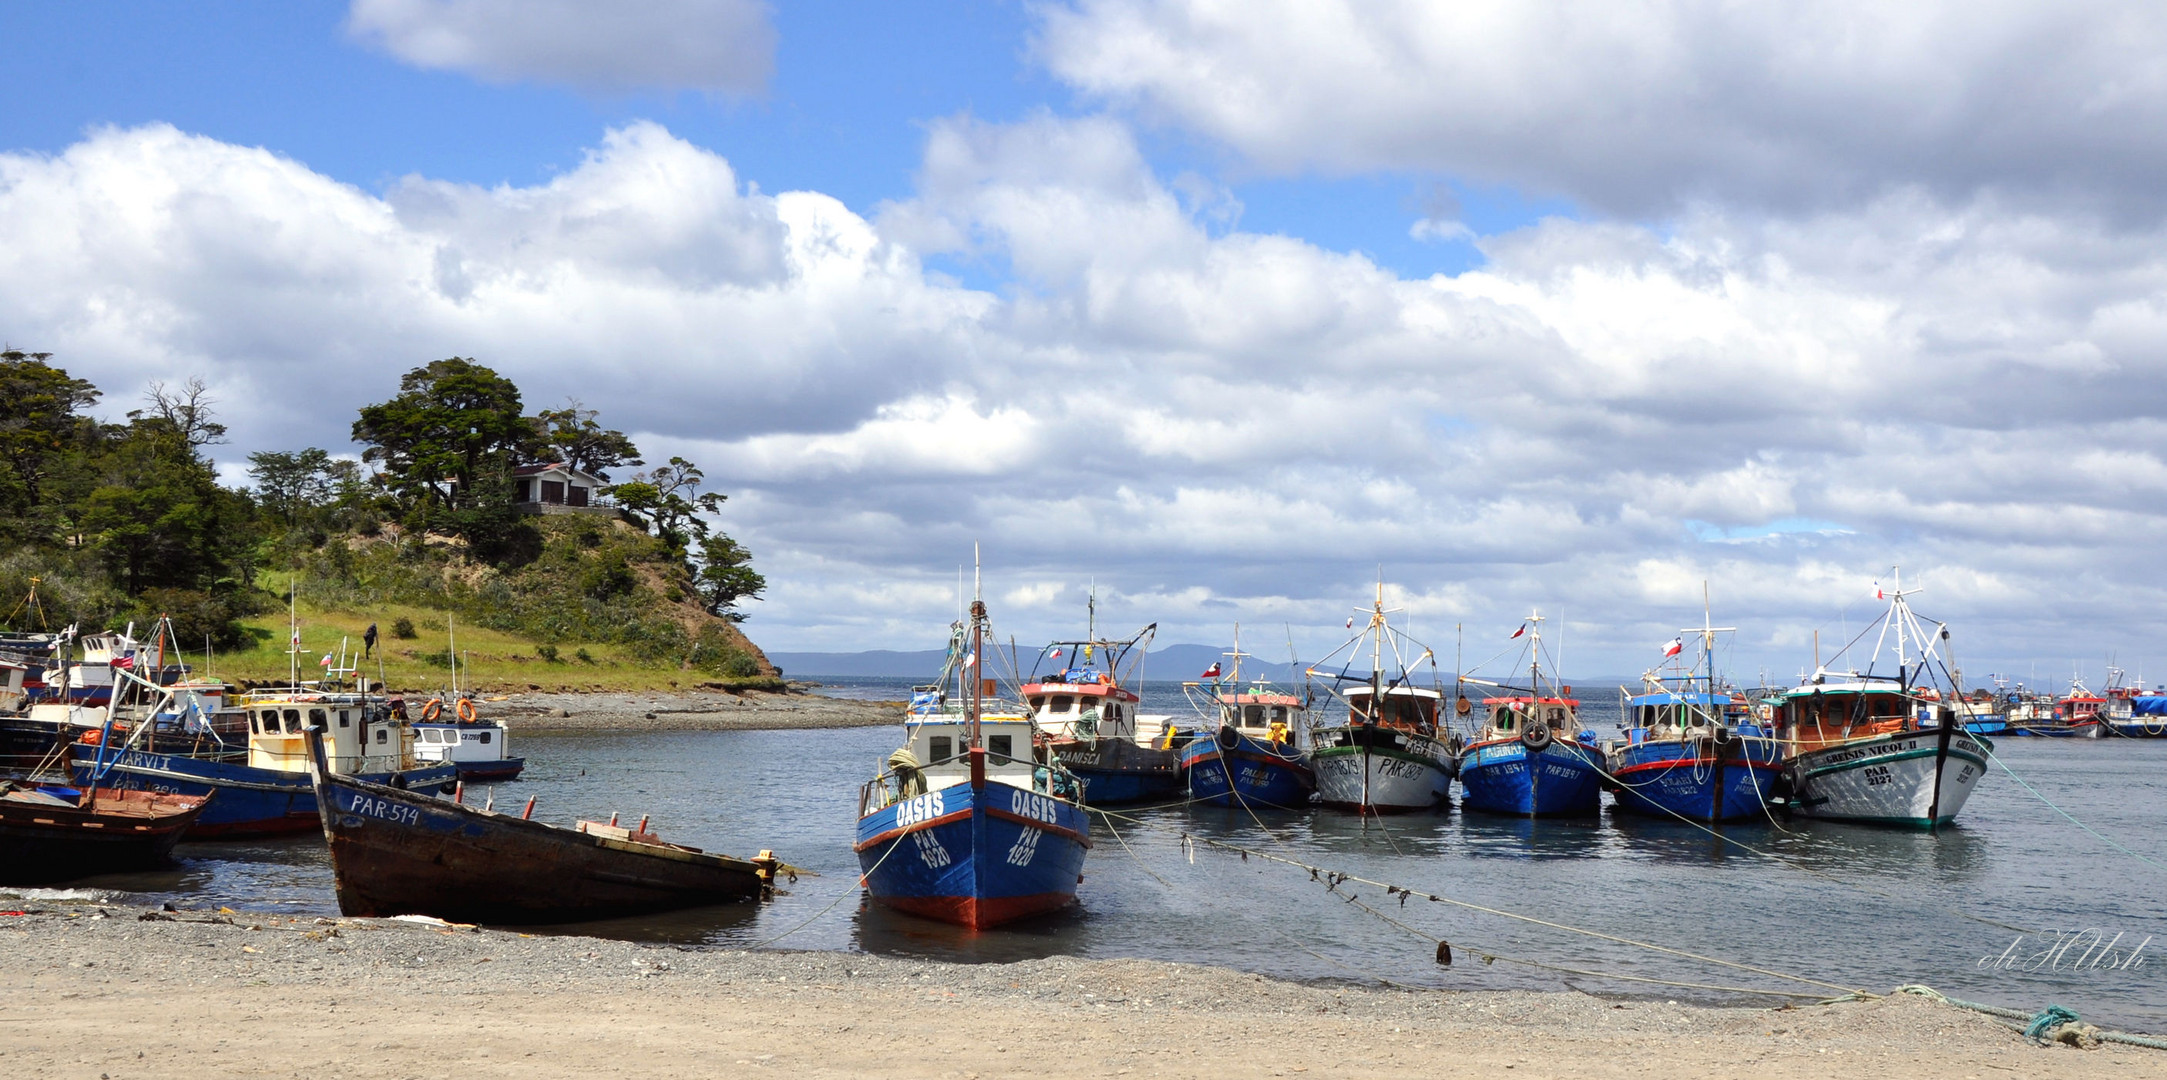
left=477, top=687, right=895, bottom=733
left=2, top=899, right=2154, bottom=1079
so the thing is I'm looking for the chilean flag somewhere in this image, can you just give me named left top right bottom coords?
left=110, top=652, right=135, bottom=670
left=1046, top=647, right=1063, bottom=661
left=1345, top=616, right=1355, bottom=629
left=1872, top=581, right=1885, bottom=600
left=1201, top=662, right=1222, bottom=679
left=1661, top=637, right=1684, bottom=659
left=1509, top=624, right=1527, bottom=640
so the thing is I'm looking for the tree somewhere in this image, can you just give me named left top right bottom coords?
left=608, top=456, right=723, bottom=556
left=247, top=448, right=366, bottom=527
left=534, top=402, right=642, bottom=479
left=0, top=351, right=100, bottom=518
left=695, top=534, right=765, bottom=621
left=132, top=377, right=228, bottom=454
left=76, top=418, right=244, bottom=595
left=352, top=358, right=534, bottom=506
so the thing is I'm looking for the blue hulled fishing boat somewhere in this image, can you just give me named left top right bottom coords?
left=1606, top=602, right=1783, bottom=822
left=1457, top=612, right=1605, bottom=817
left=855, top=578, right=1091, bottom=930
left=1179, top=636, right=1315, bottom=809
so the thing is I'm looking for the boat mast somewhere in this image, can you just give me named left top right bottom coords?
left=969, top=546, right=983, bottom=750
left=287, top=582, right=299, bottom=687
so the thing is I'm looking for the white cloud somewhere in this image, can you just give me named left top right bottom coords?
left=8, top=116, right=2167, bottom=675
left=1036, top=0, right=2167, bottom=218
left=347, top=0, right=775, bottom=95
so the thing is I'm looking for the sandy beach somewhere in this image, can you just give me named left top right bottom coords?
left=479, top=687, right=896, bottom=733
left=1, top=900, right=2156, bottom=1079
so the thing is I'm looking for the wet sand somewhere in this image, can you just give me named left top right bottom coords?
left=479, top=687, right=896, bottom=733
left=1, top=901, right=2156, bottom=1079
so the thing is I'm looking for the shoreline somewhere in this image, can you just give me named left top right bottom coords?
left=472, top=687, right=897, bottom=733
left=1, top=899, right=2153, bottom=1079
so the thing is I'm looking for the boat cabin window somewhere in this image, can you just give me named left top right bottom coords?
left=1244, top=705, right=1264, bottom=725
left=929, top=735, right=953, bottom=763
left=1028, top=696, right=1044, bottom=711
left=337, top=710, right=351, bottom=728
left=1050, top=696, right=1074, bottom=714
left=1270, top=706, right=1287, bottom=723
left=309, top=708, right=327, bottom=726
left=989, top=734, right=1012, bottom=760
left=1546, top=707, right=1565, bottom=727
left=375, top=728, right=389, bottom=744
left=1492, top=708, right=1515, bottom=732
left=283, top=708, right=301, bottom=731
left=477, top=731, right=491, bottom=744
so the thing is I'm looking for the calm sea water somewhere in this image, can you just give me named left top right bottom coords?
left=11, top=675, right=2164, bottom=1034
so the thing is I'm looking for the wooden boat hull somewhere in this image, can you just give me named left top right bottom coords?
left=1310, top=726, right=1453, bottom=813
left=73, top=743, right=457, bottom=838
left=1180, top=729, right=1315, bottom=808
left=1783, top=728, right=1989, bottom=829
left=1047, top=737, right=1181, bottom=805
left=311, top=770, right=772, bottom=924
left=855, top=779, right=1090, bottom=930
left=0, top=786, right=209, bottom=885
left=1458, top=737, right=1605, bottom=817
left=1607, top=736, right=1783, bottom=822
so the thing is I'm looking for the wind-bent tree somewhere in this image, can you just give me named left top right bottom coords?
left=352, top=358, right=534, bottom=506
left=695, top=534, right=765, bottom=621
left=534, top=402, right=642, bottom=479
left=608, top=456, right=723, bottom=557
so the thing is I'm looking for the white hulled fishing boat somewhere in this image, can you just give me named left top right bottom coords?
left=1302, top=583, right=1455, bottom=813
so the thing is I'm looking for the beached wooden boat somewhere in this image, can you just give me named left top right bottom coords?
left=0, top=782, right=209, bottom=885
left=302, top=727, right=778, bottom=923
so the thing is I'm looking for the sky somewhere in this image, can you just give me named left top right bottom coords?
left=4, top=0, right=2167, bottom=687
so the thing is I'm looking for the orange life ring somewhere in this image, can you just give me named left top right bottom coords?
left=455, top=698, right=477, bottom=723
left=422, top=698, right=443, bottom=722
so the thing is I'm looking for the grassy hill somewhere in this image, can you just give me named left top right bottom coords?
left=209, top=515, right=780, bottom=694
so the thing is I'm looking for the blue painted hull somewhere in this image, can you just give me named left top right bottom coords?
left=1179, top=734, right=1314, bottom=808
left=855, top=779, right=1090, bottom=930
left=2106, top=721, right=2167, bottom=738
left=1607, top=738, right=1783, bottom=822
left=1458, top=738, right=1605, bottom=817
left=1069, top=768, right=1182, bottom=805
left=71, top=745, right=458, bottom=838
left=1962, top=719, right=2008, bottom=735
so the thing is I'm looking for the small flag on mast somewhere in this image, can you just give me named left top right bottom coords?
left=1201, top=662, right=1222, bottom=679
left=1345, top=616, right=1355, bottom=629
left=1873, top=581, right=1885, bottom=600
left=1509, top=624, right=1527, bottom=640
left=1661, top=637, right=1684, bottom=659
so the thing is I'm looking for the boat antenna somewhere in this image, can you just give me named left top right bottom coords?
left=288, top=580, right=300, bottom=687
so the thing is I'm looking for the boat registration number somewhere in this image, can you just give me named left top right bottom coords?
left=894, top=790, right=947, bottom=826
left=341, top=793, right=421, bottom=826
left=1009, top=790, right=1062, bottom=825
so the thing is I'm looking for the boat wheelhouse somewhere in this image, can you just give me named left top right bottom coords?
left=856, top=582, right=1091, bottom=930
left=409, top=699, right=526, bottom=782
left=2054, top=682, right=2107, bottom=739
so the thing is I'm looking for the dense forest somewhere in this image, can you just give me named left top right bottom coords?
left=0, top=349, right=771, bottom=682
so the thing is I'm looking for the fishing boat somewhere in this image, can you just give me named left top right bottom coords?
left=1178, top=633, right=1316, bottom=809
left=0, top=781, right=209, bottom=885
left=855, top=576, right=1091, bottom=929
left=2052, top=679, right=2108, bottom=739
left=1302, top=585, right=1455, bottom=813
left=1457, top=611, right=1606, bottom=817
left=302, top=727, right=778, bottom=923
left=1023, top=608, right=1176, bottom=805
left=409, top=698, right=526, bottom=781
left=2107, top=671, right=2167, bottom=737
left=71, top=612, right=455, bottom=837
left=1996, top=686, right=2067, bottom=736
left=1606, top=602, right=1783, bottom=822
left=1767, top=571, right=1989, bottom=830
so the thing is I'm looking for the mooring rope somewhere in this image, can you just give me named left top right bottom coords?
left=1896, top=985, right=2167, bottom=1051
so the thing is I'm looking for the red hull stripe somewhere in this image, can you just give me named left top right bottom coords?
left=983, top=806, right=1092, bottom=848
left=876, top=891, right=1077, bottom=930
left=852, top=808, right=975, bottom=852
